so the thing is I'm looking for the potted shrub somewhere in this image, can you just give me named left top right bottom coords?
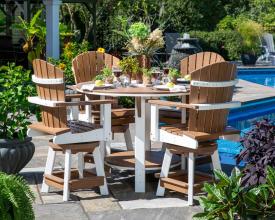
left=193, top=166, right=275, bottom=220
left=0, top=63, right=35, bottom=174
left=237, top=20, right=263, bottom=65
left=119, top=56, right=139, bottom=82
left=0, top=172, right=35, bottom=219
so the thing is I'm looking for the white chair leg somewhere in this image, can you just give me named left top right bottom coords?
left=63, top=149, right=72, bottom=202
left=124, top=127, right=133, bottom=150
left=41, top=147, right=56, bottom=193
left=188, top=152, right=194, bottom=206
left=77, top=152, right=84, bottom=178
left=93, top=147, right=109, bottom=195
left=211, top=149, right=222, bottom=171
left=156, top=148, right=172, bottom=196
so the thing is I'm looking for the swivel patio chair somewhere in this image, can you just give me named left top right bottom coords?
left=160, top=51, right=225, bottom=125
left=27, top=59, right=113, bottom=201
left=72, top=51, right=135, bottom=156
left=149, top=61, right=240, bottom=205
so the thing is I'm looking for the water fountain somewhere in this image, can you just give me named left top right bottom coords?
left=167, top=33, right=202, bottom=69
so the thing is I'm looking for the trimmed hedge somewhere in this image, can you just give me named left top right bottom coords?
left=190, top=30, right=242, bottom=61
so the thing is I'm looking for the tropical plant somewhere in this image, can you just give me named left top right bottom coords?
left=236, top=119, right=275, bottom=188
left=0, top=63, right=34, bottom=140
left=193, top=166, right=275, bottom=220
left=119, top=57, right=139, bottom=75
left=193, top=168, right=244, bottom=220
left=0, top=172, right=35, bottom=220
left=49, top=40, right=89, bottom=84
left=15, top=9, right=46, bottom=63
left=236, top=20, right=263, bottom=55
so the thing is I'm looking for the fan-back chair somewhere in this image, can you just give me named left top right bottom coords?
left=160, top=52, right=225, bottom=124
left=72, top=51, right=135, bottom=155
left=27, top=59, right=113, bottom=201
left=149, top=61, right=240, bottom=205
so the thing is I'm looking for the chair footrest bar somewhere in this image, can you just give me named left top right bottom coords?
left=44, top=169, right=104, bottom=190
left=159, top=171, right=214, bottom=194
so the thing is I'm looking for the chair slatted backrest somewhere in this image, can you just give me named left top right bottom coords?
left=188, top=62, right=236, bottom=133
left=32, top=59, right=67, bottom=128
left=180, top=52, right=224, bottom=76
left=72, top=51, right=120, bottom=84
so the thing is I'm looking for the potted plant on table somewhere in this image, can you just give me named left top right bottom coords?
left=141, top=68, right=153, bottom=86
left=119, top=56, right=139, bottom=83
left=0, top=172, right=35, bottom=220
left=126, top=22, right=164, bottom=83
left=168, top=68, right=181, bottom=83
left=237, top=20, right=263, bottom=65
left=0, top=63, right=35, bottom=174
left=101, top=66, right=114, bottom=84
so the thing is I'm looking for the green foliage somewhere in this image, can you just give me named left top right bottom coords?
left=236, top=20, right=263, bottom=55
left=118, top=96, right=135, bottom=108
left=0, top=10, right=5, bottom=33
left=168, top=68, right=180, bottom=79
left=101, top=66, right=113, bottom=78
left=141, top=68, right=152, bottom=77
left=129, top=22, right=150, bottom=40
left=193, top=166, right=275, bottom=220
left=0, top=63, right=34, bottom=140
left=49, top=41, right=89, bottom=84
left=0, top=172, right=35, bottom=220
left=15, top=9, right=46, bottom=63
left=119, top=57, right=139, bottom=75
left=190, top=30, right=243, bottom=60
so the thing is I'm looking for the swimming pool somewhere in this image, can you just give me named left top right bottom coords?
left=238, top=68, right=275, bottom=88
left=219, top=67, right=275, bottom=165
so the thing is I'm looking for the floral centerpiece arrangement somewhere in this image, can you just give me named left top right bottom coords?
left=125, top=22, right=164, bottom=83
left=126, top=22, right=164, bottom=57
left=118, top=56, right=139, bottom=82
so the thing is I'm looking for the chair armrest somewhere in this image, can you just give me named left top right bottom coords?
left=55, top=100, right=115, bottom=107
left=148, top=100, right=198, bottom=110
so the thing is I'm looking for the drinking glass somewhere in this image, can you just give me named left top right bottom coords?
left=112, top=66, right=123, bottom=87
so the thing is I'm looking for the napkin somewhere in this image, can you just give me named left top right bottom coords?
left=169, top=85, right=187, bottom=92
left=81, top=84, right=95, bottom=91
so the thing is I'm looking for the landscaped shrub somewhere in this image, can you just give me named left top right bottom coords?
left=49, top=41, right=90, bottom=84
left=236, top=119, right=275, bottom=187
left=190, top=30, right=242, bottom=61
left=0, top=172, right=35, bottom=220
left=193, top=166, right=275, bottom=220
left=0, top=63, right=34, bottom=140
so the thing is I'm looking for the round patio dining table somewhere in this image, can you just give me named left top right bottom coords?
left=75, top=85, right=189, bottom=193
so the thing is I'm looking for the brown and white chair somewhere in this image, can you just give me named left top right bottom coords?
left=149, top=61, right=240, bottom=205
left=160, top=51, right=225, bottom=124
left=72, top=51, right=135, bottom=155
left=27, top=59, right=113, bottom=201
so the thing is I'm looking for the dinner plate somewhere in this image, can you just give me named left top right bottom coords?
left=80, top=83, right=113, bottom=91
left=153, top=85, right=186, bottom=92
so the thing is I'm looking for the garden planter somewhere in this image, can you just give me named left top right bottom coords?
left=137, top=55, right=151, bottom=83
left=241, top=54, right=257, bottom=65
left=0, top=137, right=35, bottom=174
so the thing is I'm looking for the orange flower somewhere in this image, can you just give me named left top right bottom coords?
left=58, top=63, right=66, bottom=70
left=97, top=47, right=105, bottom=53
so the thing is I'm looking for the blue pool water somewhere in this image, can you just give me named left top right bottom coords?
left=238, top=68, right=275, bottom=88
left=219, top=68, right=275, bottom=165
